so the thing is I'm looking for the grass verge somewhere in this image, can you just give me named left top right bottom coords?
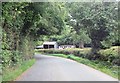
left=3, top=59, right=35, bottom=81
left=48, top=54, right=119, bottom=79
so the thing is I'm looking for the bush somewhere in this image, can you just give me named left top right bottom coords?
left=72, top=50, right=80, bottom=56
left=98, top=46, right=119, bottom=66
left=37, top=46, right=119, bottom=66
left=1, top=50, right=23, bottom=69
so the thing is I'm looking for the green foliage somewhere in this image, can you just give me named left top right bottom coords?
left=2, top=3, right=67, bottom=81
left=71, top=29, right=91, bottom=45
left=66, top=2, right=118, bottom=54
left=37, top=46, right=119, bottom=66
left=1, top=2, right=119, bottom=81
left=3, top=59, right=35, bottom=81
left=101, top=40, right=113, bottom=49
left=98, top=46, right=120, bottom=65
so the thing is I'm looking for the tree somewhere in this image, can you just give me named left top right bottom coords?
left=2, top=2, right=66, bottom=68
left=81, top=2, right=118, bottom=57
left=71, top=29, right=91, bottom=48
left=66, top=2, right=91, bottom=48
left=66, top=2, right=118, bottom=58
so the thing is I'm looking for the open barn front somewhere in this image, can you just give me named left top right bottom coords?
left=43, top=42, right=58, bottom=49
left=43, top=44, right=55, bottom=49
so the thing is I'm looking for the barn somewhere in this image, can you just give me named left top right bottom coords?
left=43, top=42, right=58, bottom=49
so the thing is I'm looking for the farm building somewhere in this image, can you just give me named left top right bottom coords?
left=43, top=41, right=58, bottom=49
left=59, top=45, right=75, bottom=49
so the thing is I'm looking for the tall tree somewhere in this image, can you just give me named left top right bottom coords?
left=66, top=2, right=118, bottom=58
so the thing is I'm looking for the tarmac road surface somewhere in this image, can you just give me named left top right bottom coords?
left=15, top=54, right=118, bottom=81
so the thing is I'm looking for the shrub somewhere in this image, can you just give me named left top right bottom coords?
left=37, top=46, right=119, bottom=66
left=1, top=50, right=23, bottom=69
left=72, top=50, right=80, bottom=56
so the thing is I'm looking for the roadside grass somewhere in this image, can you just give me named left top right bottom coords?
left=48, top=54, right=119, bottom=79
left=3, top=59, right=35, bottom=81
left=0, top=64, right=2, bottom=82
left=0, top=75, right=1, bottom=83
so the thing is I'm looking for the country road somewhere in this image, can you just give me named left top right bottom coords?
left=15, top=54, right=118, bottom=81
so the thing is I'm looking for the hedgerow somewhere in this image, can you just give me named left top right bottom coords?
left=37, top=47, right=119, bottom=66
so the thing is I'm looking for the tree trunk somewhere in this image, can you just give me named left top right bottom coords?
left=79, top=41, right=84, bottom=48
left=90, top=39, right=101, bottom=60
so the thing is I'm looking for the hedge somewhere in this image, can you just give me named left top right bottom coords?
left=36, top=48, right=120, bottom=66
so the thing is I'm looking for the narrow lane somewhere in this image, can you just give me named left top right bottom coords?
left=15, top=54, right=118, bottom=81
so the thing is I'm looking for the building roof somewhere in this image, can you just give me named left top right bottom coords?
left=43, top=41, right=57, bottom=45
left=36, top=45, right=43, bottom=48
